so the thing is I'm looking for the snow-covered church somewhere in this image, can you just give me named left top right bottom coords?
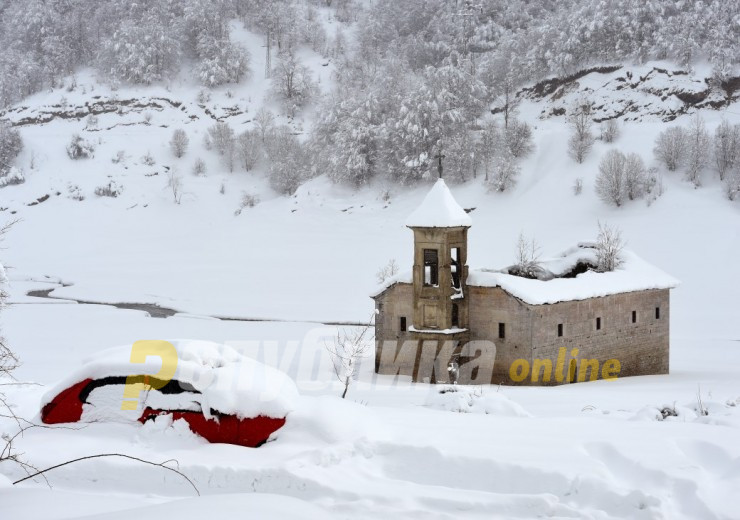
left=372, top=179, right=678, bottom=386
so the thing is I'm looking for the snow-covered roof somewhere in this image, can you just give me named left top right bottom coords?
left=41, top=340, right=300, bottom=420
left=371, top=243, right=679, bottom=304
left=370, top=270, right=412, bottom=298
left=405, top=179, right=472, bottom=228
left=469, top=243, right=679, bottom=305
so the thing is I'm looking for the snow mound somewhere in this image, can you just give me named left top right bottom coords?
left=425, top=386, right=531, bottom=417
left=41, top=340, right=299, bottom=420
left=469, top=243, right=679, bottom=305
left=405, top=179, right=472, bottom=228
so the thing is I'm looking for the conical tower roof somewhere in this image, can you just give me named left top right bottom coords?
left=405, top=179, right=472, bottom=228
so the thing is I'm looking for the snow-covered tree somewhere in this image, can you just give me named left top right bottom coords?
left=97, top=19, right=180, bottom=85
left=194, top=35, right=251, bottom=87
left=0, top=123, right=22, bottom=176
left=265, top=126, right=310, bottom=194
left=66, top=134, right=94, bottom=160
left=487, top=148, right=520, bottom=193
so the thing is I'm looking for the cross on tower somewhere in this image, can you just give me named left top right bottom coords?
left=435, top=151, right=446, bottom=179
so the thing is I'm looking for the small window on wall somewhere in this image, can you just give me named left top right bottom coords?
left=400, top=317, right=407, bottom=332
left=596, top=317, right=601, bottom=330
left=557, top=324, right=563, bottom=337
left=655, top=307, right=661, bottom=319
left=451, top=304, right=459, bottom=327
left=498, top=323, right=505, bottom=339
left=423, top=249, right=438, bottom=286
left=632, top=310, right=637, bottom=323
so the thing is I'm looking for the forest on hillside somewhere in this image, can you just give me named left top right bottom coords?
left=0, top=0, right=739, bottom=192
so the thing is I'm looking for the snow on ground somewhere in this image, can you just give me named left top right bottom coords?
left=0, top=60, right=739, bottom=518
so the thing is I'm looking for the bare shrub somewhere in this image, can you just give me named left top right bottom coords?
left=167, top=170, right=183, bottom=204
left=573, top=177, right=583, bottom=195
left=375, top=259, right=399, bottom=284
left=192, top=158, right=207, bottom=177
left=234, top=192, right=260, bottom=215
left=94, top=180, right=122, bottom=197
left=67, top=184, right=84, bottom=201
left=141, top=151, right=155, bottom=166
left=111, top=150, right=126, bottom=164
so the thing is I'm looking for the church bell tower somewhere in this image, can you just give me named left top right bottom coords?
left=405, top=178, right=472, bottom=332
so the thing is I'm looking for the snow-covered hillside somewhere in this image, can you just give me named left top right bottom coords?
left=1, top=6, right=740, bottom=519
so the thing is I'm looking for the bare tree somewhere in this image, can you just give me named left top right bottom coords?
left=253, top=107, right=276, bottom=142
left=713, top=119, right=740, bottom=181
left=375, top=259, right=399, bottom=284
left=325, top=315, right=374, bottom=399
left=595, top=221, right=625, bottom=272
left=725, top=168, right=740, bottom=201
left=654, top=126, right=687, bottom=172
left=595, top=149, right=626, bottom=207
left=272, top=50, right=316, bottom=114
left=601, top=119, right=620, bottom=143
left=511, top=233, right=541, bottom=278
left=567, top=100, right=594, bottom=163
left=686, top=114, right=710, bottom=187
left=207, top=122, right=235, bottom=157
left=169, top=129, right=189, bottom=158
left=166, top=170, right=183, bottom=204
left=235, top=130, right=262, bottom=171
left=623, top=152, right=646, bottom=200
left=477, top=121, right=499, bottom=181
left=505, top=119, right=534, bottom=159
